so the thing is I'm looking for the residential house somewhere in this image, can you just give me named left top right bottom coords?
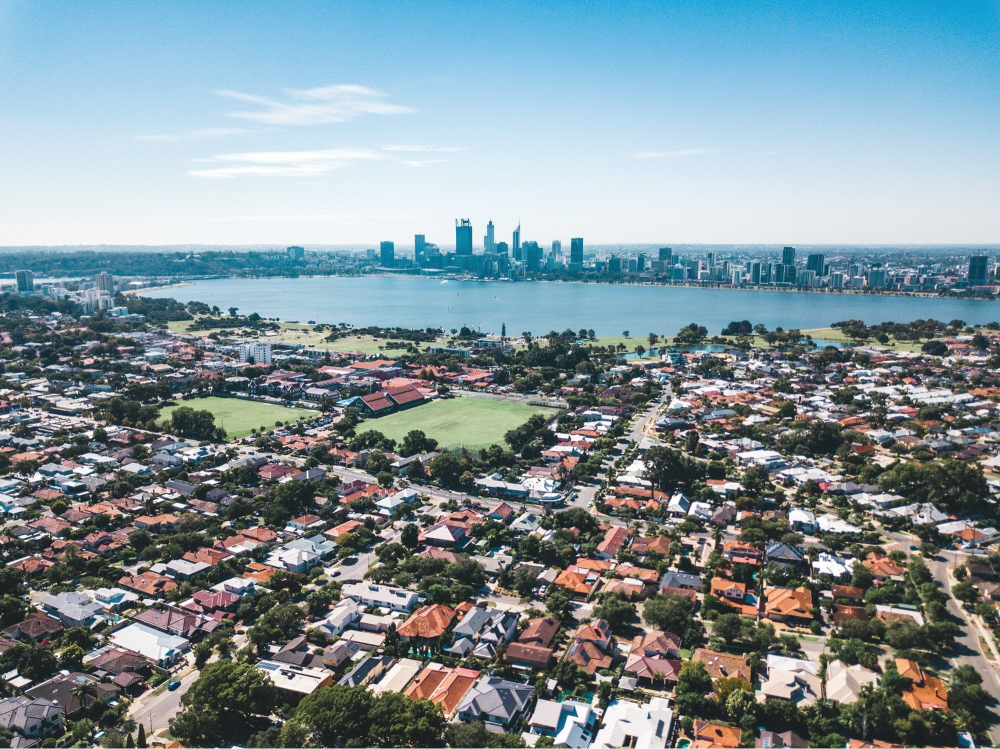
left=764, top=587, right=813, bottom=625
left=258, top=660, right=333, bottom=701
left=110, top=623, right=189, bottom=667
left=404, top=663, right=480, bottom=718
left=895, top=658, right=949, bottom=711
left=0, top=697, right=63, bottom=744
left=397, top=604, right=457, bottom=645
left=826, top=661, right=880, bottom=704
left=455, top=675, right=534, bottom=728
left=691, top=720, right=742, bottom=749
left=341, top=582, right=419, bottom=612
left=565, top=619, right=614, bottom=674
left=528, top=699, right=597, bottom=748
left=692, top=649, right=751, bottom=683
left=592, top=697, right=673, bottom=749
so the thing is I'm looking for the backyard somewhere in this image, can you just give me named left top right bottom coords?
left=159, top=396, right=315, bottom=440
left=356, top=397, right=557, bottom=451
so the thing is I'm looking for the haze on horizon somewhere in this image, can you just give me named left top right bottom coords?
left=0, top=0, right=998, bottom=247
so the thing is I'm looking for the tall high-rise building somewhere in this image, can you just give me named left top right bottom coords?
left=524, top=241, right=542, bottom=272
left=286, top=246, right=304, bottom=259
left=484, top=220, right=496, bottom=253
left=750, top=261, right=762, bottom=285
left=414, top=234, right=426, bottom=262
left=15, top=270, right=33, bottom=295
left=570, top=238, right=584, bottom=268
left=512, top=224, right=521, bottom=261
left=95, top=272, right=114, bottom=293
left=658, top=247, right=672, bottom=265
left=380, top=241, right=395, bottom=268
left=455, top=219, right=473, bottom=255
left=969, top=255, right=989, bottom=287
left=782, top=246, right=797, bottom=267
left=608, top=256, right=622, bottom=274
left=706, top=252, right=716, bottom=270
left=551, top=240, right=562, bottom=262
left=867, top=266, right=887, bottom=288
left=636, top=253, right=646, bottom=272
left=496, top=241, right=509, bottom=256
left=806, top=253, right=825, bottom=277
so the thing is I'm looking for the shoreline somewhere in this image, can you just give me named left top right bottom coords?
left=141, top=273, right=1000, bottom=304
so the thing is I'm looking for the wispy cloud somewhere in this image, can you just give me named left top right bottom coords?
left=399, top=159, right=449, bottom=168
left=218, top=84, right=414, bottom=126
left=382, top=145, right=467, bottom=153
left=135, top=127, right=253, bottom=142
left=627, top=147, right=720, bottom=160
left=188, top=147, right=388, bottom=179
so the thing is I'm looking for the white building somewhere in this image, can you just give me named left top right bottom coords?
left=238, top=342, right=272, bottom=365
left=527, top=699, right=596, bottom=748
left=110, top=622, right=189, bottom=667
left=592, top=697, right=673, bottom=749
left=341, top=582, right=419, bottom=612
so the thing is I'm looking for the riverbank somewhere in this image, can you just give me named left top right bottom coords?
left=124, top=281, right=193, bottom=294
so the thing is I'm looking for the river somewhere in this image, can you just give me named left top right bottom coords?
left=140, top=276, right=1000, bottom=336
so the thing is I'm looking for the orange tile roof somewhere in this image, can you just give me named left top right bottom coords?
left=691, top=720, right=741, bottom=749
left=397, top=604, right=456, bottom=640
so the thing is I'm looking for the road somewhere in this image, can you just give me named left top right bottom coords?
left=130, top=667, right=199, bottom=734
left=927, top=550, right=1000, bottom=745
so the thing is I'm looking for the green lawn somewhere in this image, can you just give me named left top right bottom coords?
left=159, top=396, right=315, bottom=440
left=356, top=398, right=557, bottom=451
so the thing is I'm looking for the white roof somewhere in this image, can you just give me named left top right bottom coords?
left=593, top=697, right=672, bottom=749
left=110, top=622, right=188, bottom=663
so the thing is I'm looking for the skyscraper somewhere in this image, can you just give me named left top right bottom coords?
left=782, top=246, right=797, bottom=267
left=286, top=246, right=304, bottom=259
left=95, top=272, right=114, bottom=293
left=524, top=241, right=542, bottom=272
left=512, top=224, right=521, bottom=261
left=969, top=255, right=989, bottom=287
left=15, top=270, right=33, bottom=294
left=496, top=241, right=509, bottom=256
left=380, top=241, right=395, bottom=268
left=608, top=256, right=622, bottom=274
left=658, top=247, right=672, bottom=265
left=414, top=234, right=426, bottom=263
left=570, top=238, right=584, bottom=269
left=484, top=220, right=495, bottom=253
left=456, top=219, right=473, bottom=255
left=806, top=253, right=825, bottom=277
left=551, top=240, right=562, bottom=262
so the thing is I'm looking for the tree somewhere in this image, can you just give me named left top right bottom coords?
left=712, top=613, right=750, bottom=647
left=399, top=522, right=418, bottom=549
left=675, top=660, right=713, bottom=717
left=726, top=687, right=756, bottom=723
left=71, top=679, right=99, bottom=711
left=295, top=684, right=373, bottom=746
left=0, top=595, right=28, bottom=627
left=952, top=579, right=980, bottom=606
left=136, top=723, right=146, bottom=748
left=400, top=430, right=438, bottom=457
left=181, top=660, right=276, bottom=719
left=594, top=593, right=635, bottom=633
left=366, top=691, right=446, bottom=747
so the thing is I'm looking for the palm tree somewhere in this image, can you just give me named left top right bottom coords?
left=71, top=680, right=99, bottom=712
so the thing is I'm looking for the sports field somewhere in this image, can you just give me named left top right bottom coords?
left=159, top=396, right=315, bottom=439
left=356, top=398, right=557, bottom=451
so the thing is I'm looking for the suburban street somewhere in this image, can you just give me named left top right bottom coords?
left=129, top=667, right=198, bottom=734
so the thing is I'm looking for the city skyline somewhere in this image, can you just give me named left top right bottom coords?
left=1, top=1, right=998, bottom=246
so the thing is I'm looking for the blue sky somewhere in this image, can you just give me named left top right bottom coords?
left=1, top=0, right=998, bottom=246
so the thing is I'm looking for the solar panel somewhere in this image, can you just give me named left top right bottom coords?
left=259, top=662, right=278, bottom=671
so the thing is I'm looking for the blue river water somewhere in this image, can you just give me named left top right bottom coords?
left=140, top=276, right=1000, bottom=337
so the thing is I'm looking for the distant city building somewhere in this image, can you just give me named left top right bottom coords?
left=496, top=241, right=509, bottom=257
left=782, top=246, right=797, bottom=267
left=286, top=246, right=304, bottom=259
left=867, top=266, right=887, bottom=288
left=968, top=255, right=989, bottom=286
left=658, top=247, right=672, bottom=265
left=608, top=256, right=622, bottom=274
left=95, top=272, right=114, bottom=293
left=238, top=342, right=272, bottom=365
left=551, top=240, right=562, bottom=263
left=512, top=224, right=522, bottom=261
left=570, top=238, right=584, bottom=270
left=484, top=220, right=496, bottom=253
left=636, top=253, right=646, bottom=273
left=414, top=234, right=427, bottom=263
left=456, top=219, right=473, bottom=256
left=524, top=241, right=543, bottom=273
left=829, top=272, right=845, bottom=289
left=806, top=253, right=825, bottom=277
left=380, top=241, right=395, bottom=268
left=15, top=270, right=34, bottom=295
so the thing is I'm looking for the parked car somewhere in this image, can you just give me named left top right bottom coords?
left=167, top=680, right=182, bottom=691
